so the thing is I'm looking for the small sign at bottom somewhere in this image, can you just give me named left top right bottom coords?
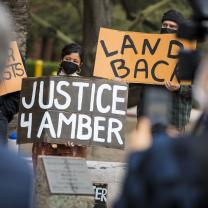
left=93, top=183, right=108, bottom=208
left=43, top=156, right=94, bottom=195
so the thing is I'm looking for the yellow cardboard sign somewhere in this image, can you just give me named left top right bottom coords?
left=0, top=41, right=27, bottom=95
left=93, top=28, right=196, bottom=85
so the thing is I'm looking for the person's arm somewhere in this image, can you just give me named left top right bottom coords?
left=0, top=91, right=20, bottom=122
left=165, top=81, right=192, bottom=98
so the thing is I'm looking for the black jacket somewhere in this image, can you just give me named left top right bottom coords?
left=114, top=135, right=205, bottom=208
left=0, top=91, right=20, bottom=122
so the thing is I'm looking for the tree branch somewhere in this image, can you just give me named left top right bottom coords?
left=30, top=12, right=74, bottom=44
left=128, top=0, right=171, bottom=30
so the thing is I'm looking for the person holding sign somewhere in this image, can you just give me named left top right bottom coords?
left=57, top=43, right=82, bottom=76
left=32, top=43, right=87, bottom=167
left=138, top=10, right=192, bottom=133
left=56, top=43, right=87, bottom=156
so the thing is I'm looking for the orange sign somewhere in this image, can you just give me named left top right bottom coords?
left=0, top=41, right=27, bottom=95
left=93, top=28, right=196, bottom=85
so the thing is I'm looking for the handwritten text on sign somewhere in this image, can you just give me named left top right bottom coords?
left=93, top=28, right=196, bottom=85
left=0, top=41, right=27, bottom=95
left=93, top=183, right=108, bottom=208
left=17, top=76, right=128, bottom=149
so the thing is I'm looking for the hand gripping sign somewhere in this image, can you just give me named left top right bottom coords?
left=93, top=28, right=196, bottom=85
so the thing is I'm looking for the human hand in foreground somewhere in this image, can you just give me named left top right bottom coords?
left=165, top=81, right=180, bottom=91
left=129, top=117, right=152, bottom=152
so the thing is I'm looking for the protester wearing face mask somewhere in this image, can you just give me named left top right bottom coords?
left=162, top=10, right=192, bottom=133
left=138, top=10, right=192, bottom=133
left=57, top=43, right=82, bottom=76
left=32, top=43, right=87, bottom=168
left=160, top=10, right=180, bottom=34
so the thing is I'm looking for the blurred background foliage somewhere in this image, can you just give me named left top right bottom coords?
left=27, top=0, right=192, bottom=64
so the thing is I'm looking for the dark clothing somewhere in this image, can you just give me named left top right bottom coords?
left=0, top=91, right=20, bottom=122
left=0, top=111, right=8, bottom=144
left=114, top=135, right=204, bottom=208
left=0, top=91, right=20, bottom=144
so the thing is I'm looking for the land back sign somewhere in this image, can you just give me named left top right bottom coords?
left=93, top=28, right=196, bottom=85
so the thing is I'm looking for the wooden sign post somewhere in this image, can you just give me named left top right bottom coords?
left=17, top=76, right=128, bottom=149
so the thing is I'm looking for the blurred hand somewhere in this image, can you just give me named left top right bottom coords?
left=165, top=81, right=180, bottom=91
left=166, top=126, right=180, bottom=138
left=64, top=142, right=74, bottom=147
left=129, top=117, right=152, bottom=152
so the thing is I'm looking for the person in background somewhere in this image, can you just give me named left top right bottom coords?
left=138, top=10, right=192, bottom=133
left=32, top=43, right=87, bottom=168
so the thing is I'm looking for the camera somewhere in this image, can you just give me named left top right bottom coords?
left=176, top=0, right=208, bottom=82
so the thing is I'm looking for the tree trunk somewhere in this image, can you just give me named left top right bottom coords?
left=42, top=37, right=54, bottom=61
left=27, top=37, right=43, bottom=60
left=1, top=0, right=30, bottom=57
left=82, top=0, right=112, bottom=76
left=27, top=36, right=43, bottom=60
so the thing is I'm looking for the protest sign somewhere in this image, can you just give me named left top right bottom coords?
left=93, top=183, right=108, bottom=208
left=17, top=76, right=128, bottom=149
left=0, top=41, right=27, bottom=95
left=93, top=28, right=196, bottom=85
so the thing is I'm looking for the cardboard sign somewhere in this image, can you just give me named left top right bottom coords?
left=0, top=41, right=27, bottom=95
left=93, top=183, right=108, bottom=208
left=93, top=28, right=196, bottom=85
left=17, top=76, right=128, bottom=149
left=42, top=156, right=94, bottom=195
